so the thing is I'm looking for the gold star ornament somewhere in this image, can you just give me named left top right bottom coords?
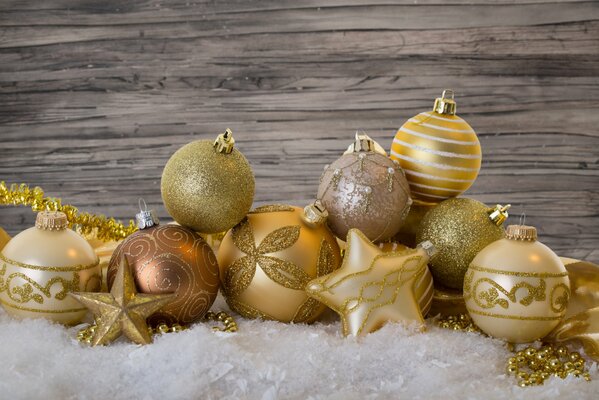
left=306, top=229, right=436, bottom=337
left=70, top=256, right=175, bottom=346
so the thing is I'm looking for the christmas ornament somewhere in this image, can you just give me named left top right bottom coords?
left=429, top=285, right=467, bottom=317
left=161, top=129, right=255, bottom=233
left=71, top=256, right=175, bottom=346
left=217, top=203, right=342, bottom=323
left=0, top=227, right=10, bottom=251
left=0, top=181, right=137, bottom=242
left=0, top=211, right=101, bottom=325
left=390, top=90, right=481, bottom=203
left=107, top=202, right=220, bottom=326
left=377, top=241, right=434, bottom=317
left=317, top=133, right=412, bottom=242
left=416, top=198, right=510, bottom=289
left=306, top=229, right=436, bottom=337
left=393, top=201, right=434, bottom=248
left=464, top=224, right=570, bottom=343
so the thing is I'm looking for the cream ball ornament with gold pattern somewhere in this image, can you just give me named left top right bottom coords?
left=0, top=211, right=101, bottom=325
left=390, top=90, right=481, bottom=203
left=464, top=224, right=570, bottom=343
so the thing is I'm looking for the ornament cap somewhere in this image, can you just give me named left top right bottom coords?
left=433, top=89, right=457, bottom=115
left=35, top=211, right=68, bottom=231
left=344, top=132, right=387, bottom=155
left=417, top=240, right=437, bottom=258
left=506, top=224, right=537, bottom=241
left=135, top=199, right=160, bottom=230
left=213, top=128, right=236, bottom=154
left=488, top=204, right=511, bottom=226
left=302, top=200, right=329, bottom=227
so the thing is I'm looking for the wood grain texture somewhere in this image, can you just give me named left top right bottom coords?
left=1, top=0, right=598, bottom=262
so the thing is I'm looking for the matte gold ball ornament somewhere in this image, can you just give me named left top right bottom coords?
left=217, top=203, right=342, bottom=323
left=0, top=211, right=101, bottom=325
left=390, top=90, right=482, bottom=203
left=107, top=202, right=220, bottom=326
left=317, top=133, right=412, bottom=242
left=416, top=198, right=510, bottom=289
left=464, top=224, right=570, bottom=343
left=161, top=129, right=255, bottom=234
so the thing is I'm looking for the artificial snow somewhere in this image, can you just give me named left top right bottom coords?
left=0, top=294, right=596, bottom=400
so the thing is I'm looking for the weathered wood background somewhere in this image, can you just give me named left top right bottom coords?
left=1, top=0, right=598, bottom=262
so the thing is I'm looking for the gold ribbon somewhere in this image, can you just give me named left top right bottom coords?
left=545, top=258, right=599, bottom=361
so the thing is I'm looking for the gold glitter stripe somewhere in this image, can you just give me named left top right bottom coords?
left=0, top=299, right=86, bottom=314
left=468, top=308, right=563, bottom=321
left=0, top=253, right=99, bottom=272
left=469, top=264, right=569, bottom=278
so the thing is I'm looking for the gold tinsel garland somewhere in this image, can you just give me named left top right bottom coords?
left=0, top=182, right=137, bottom=242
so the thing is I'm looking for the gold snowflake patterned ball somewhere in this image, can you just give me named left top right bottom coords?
left=317, top=134, right=412, bottom=243
left=217, top=204, right=342, bottom=323
left=464, top=225, right=570, bottom=343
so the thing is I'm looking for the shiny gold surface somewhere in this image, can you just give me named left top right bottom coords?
left=464, top=234, right=570, bottom=343
left=393, top=201, right=434, bottom=248
left=218, top=205, right=342, bottom=323
left=0, top=227, right=10, bottom=251
left=416, top=198, right=506, bottom=289
left=306, top=229, right=433, bottom=337
left=161, top=131, right=255, bottom=233
left=71, top=256, right=175, bottom=346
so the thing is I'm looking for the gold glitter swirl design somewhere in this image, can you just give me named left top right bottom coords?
left=107, top=224, right=220, bottom=326
left=0, top=181, right=137, bottom=242
left=550, top=283, right=570, bottom=313
left=317, top=152, right=412, bottom=242
left=0, top=263, right=80, bottom=304
left=0, top=253, right=99, bottom=272
left=473, top=277, right=546, bottom=309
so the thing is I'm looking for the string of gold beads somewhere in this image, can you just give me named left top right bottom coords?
left=507, top=344, right=591, bottom=387
left=76, top=311, right=237, bottom=344
left=437, top=313, right=481, bottom=332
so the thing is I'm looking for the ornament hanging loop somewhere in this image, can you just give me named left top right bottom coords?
left=214, top=128, right=236, bottom=154
left=135, top=198, right=159, bottom=230
left=433, top=89, right=457, bottom=115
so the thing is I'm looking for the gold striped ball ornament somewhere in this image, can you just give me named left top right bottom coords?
left=217, top=204, right=342, bottom=323
left=390, top=90, right=481, bottom=203
left=0, top=211, right=101, bottom=325
left=317, top=133, right=412, bottom=243
left=464, top=225, right=570, bottom=343
left=416, top=198, right=510, bottom=289
left=161, top=129, right=255, bottom=234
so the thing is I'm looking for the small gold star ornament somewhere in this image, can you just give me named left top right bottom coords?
left=306, top=229, right=436, bottom=337
left=70, top=256, right=175, bottom=346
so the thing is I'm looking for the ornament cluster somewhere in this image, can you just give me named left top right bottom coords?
left=2, top=89, right=593, bottom=389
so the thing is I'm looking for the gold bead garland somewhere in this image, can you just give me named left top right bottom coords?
left=76, top=311, right=237, bottom=344
left=0, top=182, right=137, bottom=242
left=438, top=314, right=592, bottom=387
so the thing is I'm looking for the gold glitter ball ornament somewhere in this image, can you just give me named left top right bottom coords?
left=390, top=90, right=482, bottom=204
left=317, top=133, right=412, bottom=242
left=416, top=198, right=510, bottom=289
left=0, top=211, right=101, bottom=325
left=217, top=204, right=342, bottom=323
left=464, top=225, right=570, bottom=343
left=161, top=129, right=255, bottom=234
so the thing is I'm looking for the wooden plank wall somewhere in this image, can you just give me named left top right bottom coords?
left=1, top=0, right=598, bottom=262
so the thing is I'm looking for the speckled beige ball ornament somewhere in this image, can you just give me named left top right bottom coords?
left=416, top=198, right=510, bottom=289
left=161, top=129, right=255, bottom=234
left=0, top=211, right=101, bottom=325
left=464, top=224, right=570, bottom=343
left=217, top=203, right=342, bottom=323
left=107, top=202, right=220, bottom=326
left=317, top=133, right=412, bottom=243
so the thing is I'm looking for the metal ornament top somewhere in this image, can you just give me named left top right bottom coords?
left=135, top=199, right=160, bottom=230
